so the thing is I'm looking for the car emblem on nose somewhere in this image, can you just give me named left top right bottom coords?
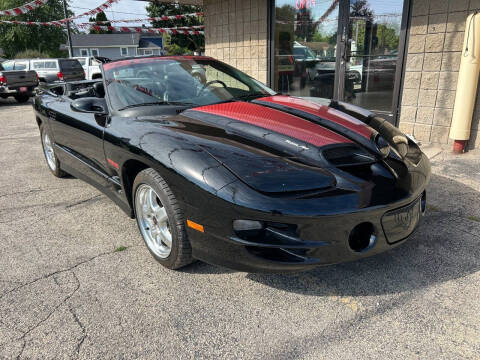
left=394, top=208, right=413, bottom=230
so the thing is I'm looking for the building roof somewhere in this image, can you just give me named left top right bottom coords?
left=139, top=37, right=164, bottom=49
left=71, top=33, right=141, bottom=47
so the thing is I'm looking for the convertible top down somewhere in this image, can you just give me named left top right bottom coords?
left=34, top=56, right=430, bottom=272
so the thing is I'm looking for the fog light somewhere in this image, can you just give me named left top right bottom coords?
left=233, top=220, right=263, bottom=231
left=349, top=222, right=376, bottom=252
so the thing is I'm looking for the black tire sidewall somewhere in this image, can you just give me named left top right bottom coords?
left=133, top=169, right=186, bottom=269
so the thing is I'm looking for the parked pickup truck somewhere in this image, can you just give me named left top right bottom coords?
left=0, top=62, right=38, bottom=103
left=73, top=57, right=110, bottom=80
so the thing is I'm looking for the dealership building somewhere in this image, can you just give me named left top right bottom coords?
left=176, top=0, right=480, bottom=149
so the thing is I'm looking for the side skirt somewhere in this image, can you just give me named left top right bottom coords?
left=54, top=144, right=134, bottom=218
left=61, top=162, right=134, bottom=218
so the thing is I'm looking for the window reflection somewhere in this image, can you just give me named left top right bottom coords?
left=273, top=0, right=405, bottom=121
left=345, top=0, right=403, bottom=118
left=274, top=0, right=340, bottom=98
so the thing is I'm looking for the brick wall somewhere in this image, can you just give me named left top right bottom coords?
left=399, top=0, right=480, bottom=148
left=204, top=0, right=269, bottom=84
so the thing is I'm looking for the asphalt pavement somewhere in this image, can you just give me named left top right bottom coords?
left=0, top=98, right=479, bottom=359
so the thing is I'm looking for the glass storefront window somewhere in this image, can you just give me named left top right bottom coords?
left=344, top=0, right=404, bottom=119
left=273, top=0, right=340, bottom=98
left=272, top=0, right=406, bottom=122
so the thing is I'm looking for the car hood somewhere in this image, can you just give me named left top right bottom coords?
left=179, top=96, right=383, bottom=194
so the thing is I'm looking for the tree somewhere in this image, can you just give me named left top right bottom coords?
left=350, top=0, right=374, bottom=19
left=295, top=7, right=315, bottom=42
left=14, top=49, right=50, bottom=58
left=145, top=2, right=204, bottom=53
left=89, top=11, right=112, bottom=34
left=0, top=0, right=72, bottom=58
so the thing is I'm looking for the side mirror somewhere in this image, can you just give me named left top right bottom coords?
left=71, top=97, right=108, bottom=115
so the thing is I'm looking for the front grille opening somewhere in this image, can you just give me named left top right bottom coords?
left=339, top=163, right=373, bottom=181
left=384, top=157, right=408, bottom=178
left=246, top=247, right=308, bottom=263
left=234, top=222, right=300, bottom=245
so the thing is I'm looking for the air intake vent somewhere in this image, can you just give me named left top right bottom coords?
left=323, top=144, right=376, bottom=167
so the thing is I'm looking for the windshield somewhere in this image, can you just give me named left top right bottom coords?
left=103, top=57, right=276, bottom=111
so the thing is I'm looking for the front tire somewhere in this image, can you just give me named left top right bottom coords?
left=133, top=168, right=193, bottom=269
left=40, top=124, right=66, bottom=178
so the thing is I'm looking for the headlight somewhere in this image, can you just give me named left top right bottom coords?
left=375, top=135, right=391, bottom=158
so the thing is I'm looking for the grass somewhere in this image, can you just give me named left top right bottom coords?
left=467, top=215, right=480, bottom=222
left=114, top=246, right=128, bottom=252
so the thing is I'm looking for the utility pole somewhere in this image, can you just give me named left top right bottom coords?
left=63, top=0, right=74, bottom=57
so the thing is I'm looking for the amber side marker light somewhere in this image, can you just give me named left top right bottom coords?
left=187, top=220, right=204, bottom=233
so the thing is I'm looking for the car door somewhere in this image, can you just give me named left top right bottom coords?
left=31, top=61, right=46, bottom=81
left=47, top=86, right=110, bottom=188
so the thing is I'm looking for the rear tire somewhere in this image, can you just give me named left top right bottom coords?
left=40, top=124, right=66, bottom=178
left=133, top=168, right=193, bottom=270
left=14, top=94, right=30, bottom=103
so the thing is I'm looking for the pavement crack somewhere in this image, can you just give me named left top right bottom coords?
left=15, top=271, right=82, bottom=360
left=0, top=188, right=44, bottom=199
left=65, top=194, right=103, bottom=209
left=0, top=250, right=116, bottom=301
left=68, top=302, right=87, bottom=356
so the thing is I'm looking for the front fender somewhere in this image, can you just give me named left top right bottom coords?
left=104, top=123, right=240, bottom=214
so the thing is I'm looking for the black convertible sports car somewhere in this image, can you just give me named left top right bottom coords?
left=33, top=56, right=430, bottom=272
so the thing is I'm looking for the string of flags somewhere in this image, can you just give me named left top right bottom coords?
left=0, top=19, right=204, bottom=35
left=0, top=0, right=119, bottom=22
left=0, top=0, right=204, bottom=36
left=0, top=0, right=49, bottom=17
left=88, top=25, right=204, bottom=35
left=0, top=4, right=204, bottom=33
left=80, top=12, right=204, bottom=24
left=63, top=0, right=120, bottom=22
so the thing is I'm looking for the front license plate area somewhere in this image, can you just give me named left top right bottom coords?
left=382, top=197, right=421, bottom=244
left=19, top=87, right=27, bottom=92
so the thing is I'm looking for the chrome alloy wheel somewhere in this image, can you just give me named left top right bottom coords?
left=135, top=184, right=172, bottom=258
left=42, top=132, right=56, bottom=171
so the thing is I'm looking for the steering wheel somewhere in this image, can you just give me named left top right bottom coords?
left=136, top=71, right=151, bottom=79
left=198, top=80, right=227, bottom=96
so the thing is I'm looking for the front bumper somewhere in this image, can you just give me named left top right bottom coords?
left=188, top=193, right=425, bottom=272
left=180, top=153, right=431, bottom=273
left=0, top=86, right=36, bottom=97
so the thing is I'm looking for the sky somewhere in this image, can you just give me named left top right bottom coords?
left=71, top=0, right=150, bottom=29
left=68, top=0, right=405, bottom=31
left=275, top=0, right=405, bottom=34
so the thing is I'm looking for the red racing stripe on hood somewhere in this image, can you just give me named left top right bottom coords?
left=258, top=96, right=374, bottom=139
left=193, top=101, right=351, bottom=147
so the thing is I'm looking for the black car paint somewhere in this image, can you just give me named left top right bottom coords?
left=33, top=64, right=430, bottom=272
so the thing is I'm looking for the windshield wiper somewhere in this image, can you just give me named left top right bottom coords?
left=118, top=101, right=197, bottom=111
left=232, top=93, right=268, bottom=101
left=209, top=93, right=268, bottom=106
